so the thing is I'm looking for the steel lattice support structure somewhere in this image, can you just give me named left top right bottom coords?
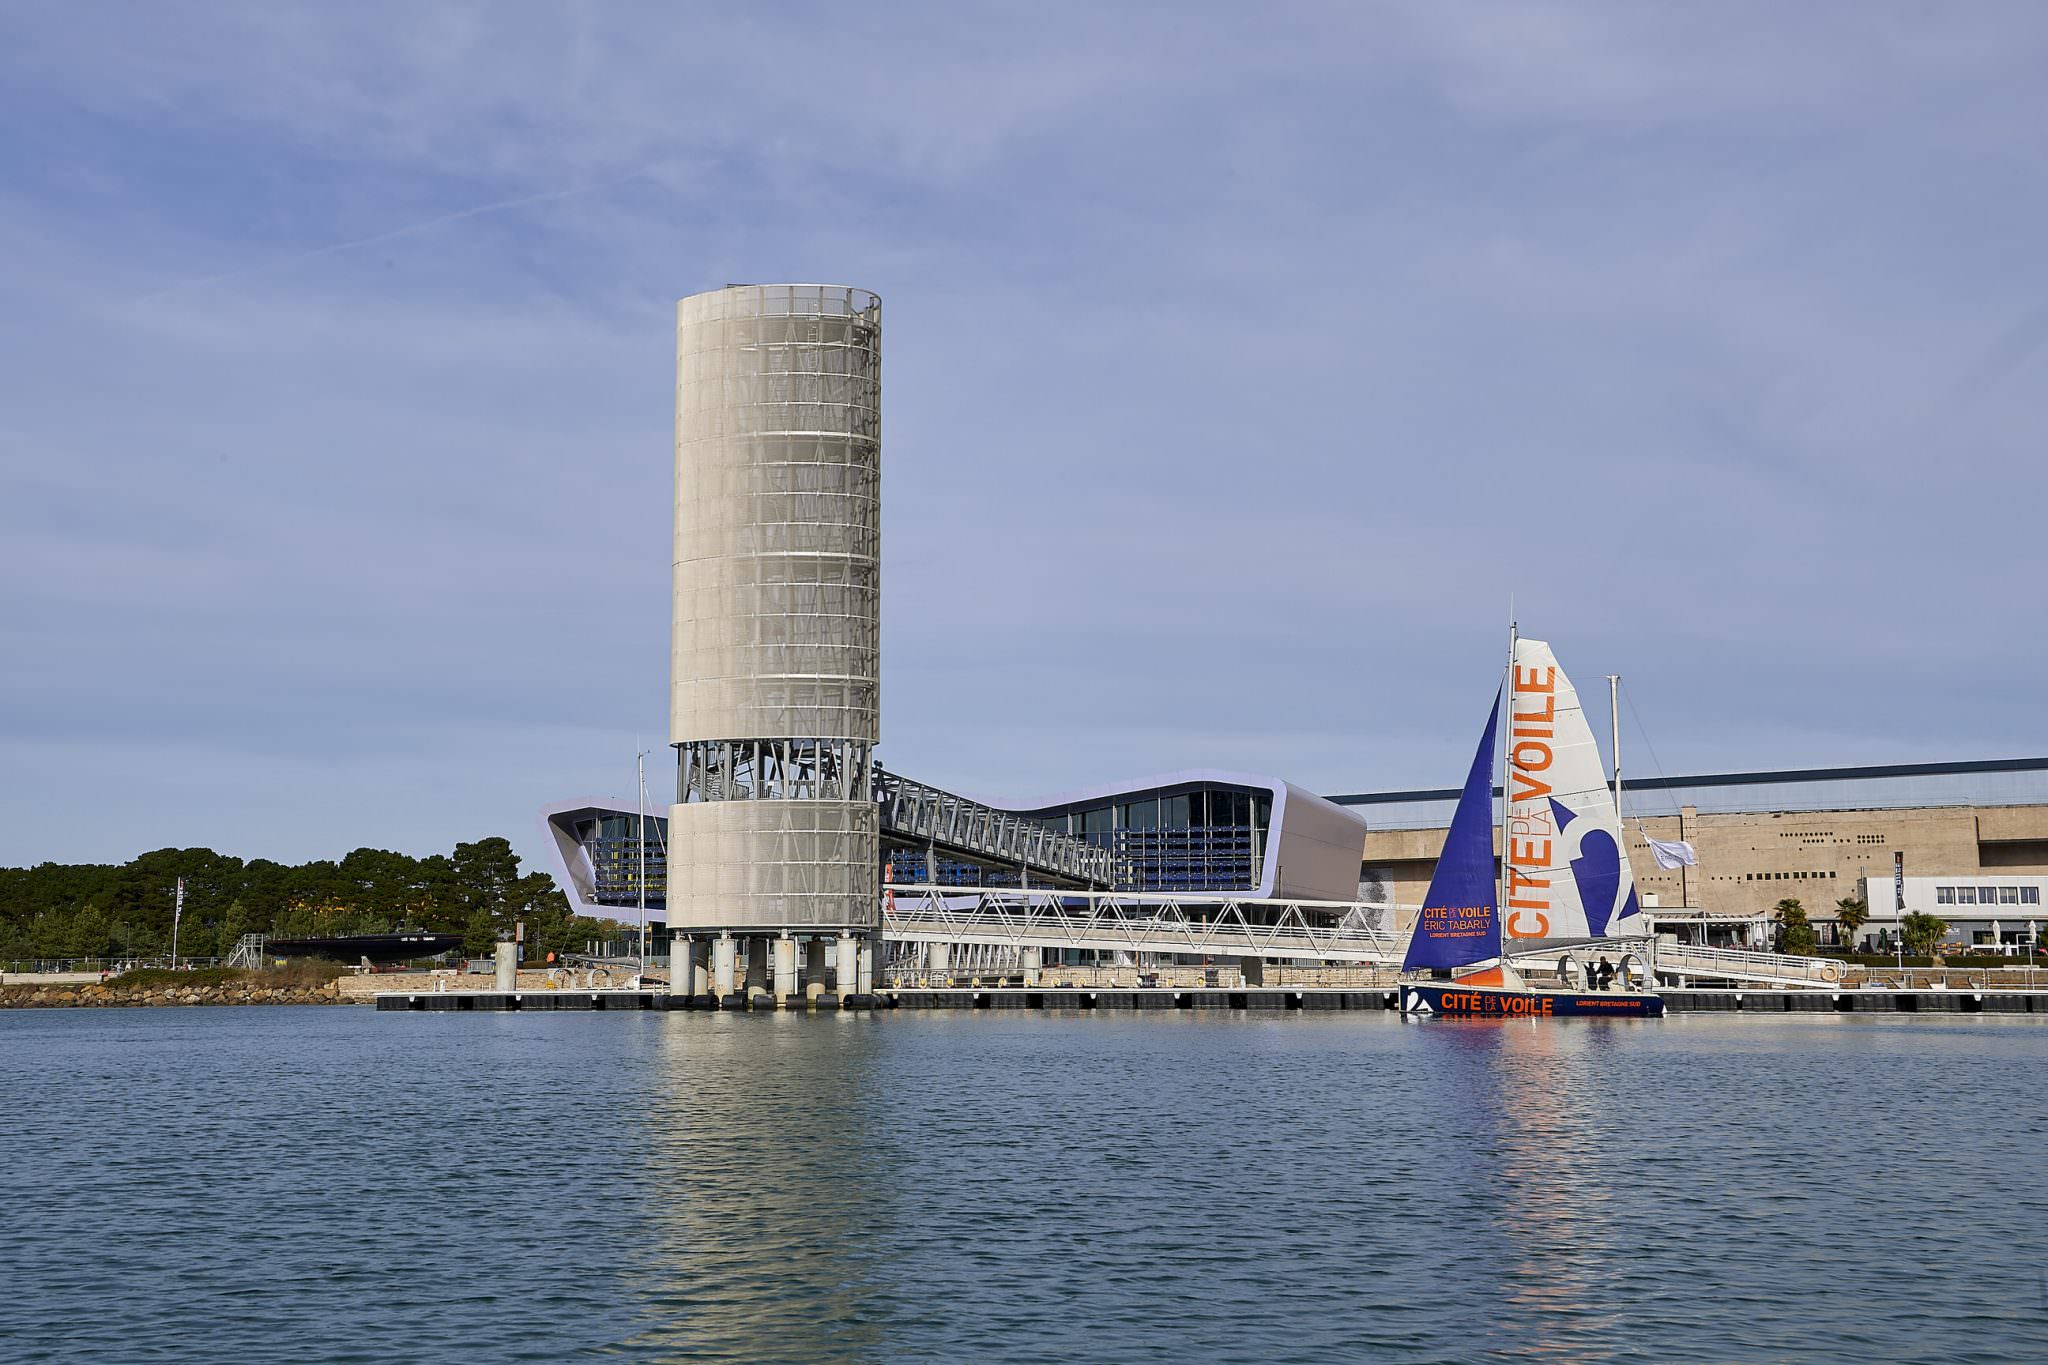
left=881, top=886, right=1407, bottom=963
left=667, top=285, right=882, bottom=982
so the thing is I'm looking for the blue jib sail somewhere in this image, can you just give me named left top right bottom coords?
left=1402, top=690, right=1502, bottom=972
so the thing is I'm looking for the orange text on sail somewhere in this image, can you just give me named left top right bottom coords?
left=1505, top=662, right=1555, bottom=938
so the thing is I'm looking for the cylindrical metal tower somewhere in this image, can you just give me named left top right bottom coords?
left=668, top=284, right=881, bottom=962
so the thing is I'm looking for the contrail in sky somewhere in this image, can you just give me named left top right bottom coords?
left=1951, top=299, right=2048, bottom=402
left=141, top=170, right=645, bottom=302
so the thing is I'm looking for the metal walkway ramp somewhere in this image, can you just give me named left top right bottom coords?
left=883, top=885, right=1404, bottom=963
left=877, top=770, right=1126, bottom=889
left=1654, top=943, right=1846, bottom=987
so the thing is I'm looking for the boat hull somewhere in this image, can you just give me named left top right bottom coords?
left=266, top=932, right=465, bottom=964
left=1400, top=982, right=1664, bottom=1018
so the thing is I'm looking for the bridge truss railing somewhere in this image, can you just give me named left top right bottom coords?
left=877, top=772, right=1126, bottom=888
left=882, top=885, right=1406, bottom=964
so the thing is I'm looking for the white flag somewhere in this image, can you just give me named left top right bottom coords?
left=1647, top=837, right=1697, bottom=870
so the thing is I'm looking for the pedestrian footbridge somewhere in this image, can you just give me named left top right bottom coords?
left=882, top=886, right=1403, bottom=963
left=877, top=771, right=1126, bottom=889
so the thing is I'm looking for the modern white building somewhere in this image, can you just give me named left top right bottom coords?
left=1855, top=874, right=2048, bottom=951
left=543, top=771, right=1369, bottom=924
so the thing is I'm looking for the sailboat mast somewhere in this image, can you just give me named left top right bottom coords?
left=637, top=748, right=648, bottom=967
left=1499, top=621, right=1517, bottom=967
left=1607, top=674, right=1622, bottom=822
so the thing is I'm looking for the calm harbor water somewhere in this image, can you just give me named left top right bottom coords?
left=2, top=1008, right=2045, bottom=1363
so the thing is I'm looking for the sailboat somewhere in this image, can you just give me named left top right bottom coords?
left=1398, top=631, right=1664, bottom=1018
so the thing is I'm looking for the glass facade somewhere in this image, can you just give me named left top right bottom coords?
left=882, top=848, right=1033, bottom=889
left=575, top=813, right=668, bottom=909
left=1023, top=783, right=1274, bottom=893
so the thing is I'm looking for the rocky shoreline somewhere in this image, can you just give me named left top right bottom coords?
left=1, top=979, right=359, bottom=1008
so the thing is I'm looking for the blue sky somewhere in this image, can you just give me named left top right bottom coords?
left=3, top=2, right=2046, bottom=872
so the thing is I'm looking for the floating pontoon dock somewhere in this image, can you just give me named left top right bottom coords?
left=376, top=988, right=2048, bottom=1014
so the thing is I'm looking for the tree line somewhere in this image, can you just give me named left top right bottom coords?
left=0, top=838, right=621, bottom=965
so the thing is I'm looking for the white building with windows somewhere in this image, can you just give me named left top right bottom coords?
left=1854, top=874, right=2047, bottom=950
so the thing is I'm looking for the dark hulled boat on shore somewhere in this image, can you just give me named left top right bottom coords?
left=266, top=932, right=464, bottom=964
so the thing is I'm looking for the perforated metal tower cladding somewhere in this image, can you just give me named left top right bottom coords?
left=668, top=284, right=881, bottom=932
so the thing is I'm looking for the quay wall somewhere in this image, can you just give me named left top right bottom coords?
left=333, top=970, right=599, bottom=1001
left=884, top=988, right=2048, bottom=1014
left=19, top=975, right=2048, bottom=1015
left=372, top=988, right=2048, bottom=1014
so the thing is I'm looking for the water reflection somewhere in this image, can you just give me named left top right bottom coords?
left=8, top=1009, right=2048, bottom=1361
left=621, top=1014, right=893, bottom=1363
left=1486, top=1021, right=1626, bottom=1360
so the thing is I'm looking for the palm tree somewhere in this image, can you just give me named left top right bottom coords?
left=1900, top=912, right=1950, bottom=959
left=1834, top=896, right=1869, bottom=951
left=1774, top=899, right=1817, bottom=956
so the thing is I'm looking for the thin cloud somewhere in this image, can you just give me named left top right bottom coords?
left=139, top=170, right=647, bottom=302
left=2, top=3, right=2044, bottom=868
left=1948, top=300, right=2048, bottom=405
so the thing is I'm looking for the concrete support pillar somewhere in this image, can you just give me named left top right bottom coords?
left=1019, top=945, right=1042, bottom=984
left=713, top=934, right=737, bottom=999
left=805, top=939, right=828, bottom=999
left=1238, top=955, right=1265, bottom=986
left=689, top=939, right=711, bottom=996
left=928, top=940, right=951, bottom=979
left=774, top=934, right=798, bottom=1001
left=857, top=936, right=876, bottom=994
left=744, top=939, right=768, bottom=996
left=836, top=934, right=857, bottom=995
left=668, top=934, right=691, bottom=995
left=494, top=941, right=517, bottom=993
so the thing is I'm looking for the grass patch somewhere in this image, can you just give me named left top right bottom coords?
left=255, top=960, right=348, bottom=987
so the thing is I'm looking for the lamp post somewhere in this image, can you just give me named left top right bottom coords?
left=637, top=746, right=649, bottom=971
left=1893, top=852, right=1905, bottom=978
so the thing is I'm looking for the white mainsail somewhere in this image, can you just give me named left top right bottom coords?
left=1501, top=637, right=1644, bottom=944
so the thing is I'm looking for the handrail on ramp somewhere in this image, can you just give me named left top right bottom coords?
left=1655, top=942, right=1844, bottom=986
